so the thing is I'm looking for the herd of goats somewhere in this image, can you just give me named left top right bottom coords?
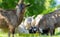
left=0, top=0, right=60, bottom=37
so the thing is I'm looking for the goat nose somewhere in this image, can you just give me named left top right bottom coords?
left=34, top=28, right=36, bottom=31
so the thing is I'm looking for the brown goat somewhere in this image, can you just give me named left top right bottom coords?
left=0, top=0, right=30, bottom=37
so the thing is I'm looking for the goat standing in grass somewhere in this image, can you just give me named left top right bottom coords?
left=0, top=0, right=30, bottom=37
left=38, top=9, right=60, bottom=35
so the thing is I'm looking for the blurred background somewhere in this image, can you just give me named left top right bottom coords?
left=0, top=0, right=60, bottom=37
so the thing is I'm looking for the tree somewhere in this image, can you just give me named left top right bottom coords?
left=25, top=0, right=56, bottom=17
left=0, top=0, right=19, bottom=9
left=56, top=5, right=60, bottom=9
left=0, top=0, right=56, bottom=17
left=41, top=0, right=56, bottom=14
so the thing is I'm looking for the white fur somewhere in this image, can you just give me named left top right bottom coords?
left=35, top=14, right=43, bottom=26
left=17, top=16, right=35, bottom=34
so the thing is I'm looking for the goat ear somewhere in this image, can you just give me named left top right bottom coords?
left=32, top=15, right=35, bottom=18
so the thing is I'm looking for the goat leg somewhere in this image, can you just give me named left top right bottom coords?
left=49, top=29, right=55, bottom=36
left=8, top=31, right=10, bottom=37
left=12, top=28, right=15, bottom=37
left=52, top=29, right=55, bottom=35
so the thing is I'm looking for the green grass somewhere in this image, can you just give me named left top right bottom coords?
left=0, top=28, right=60, bottom=37
left=0, top=33, right=60, bottom=37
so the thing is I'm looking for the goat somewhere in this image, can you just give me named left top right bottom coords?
left=24, top=16, right=35, bottom=30
left=38, top=9, right=60, bottom=35
left=16, top=21, right=29, bottom=34
left=35, top=14, right=43, bottom=26
left=17, top=16, right=35, bottom=34
left=33, top=14, right=43, bottom=33
left=0, top=0, right=30, bottom=37
left=27, top=15, right=43, bottom=33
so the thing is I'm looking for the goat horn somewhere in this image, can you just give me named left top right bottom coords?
left=18, top=0, right=24, bottom=4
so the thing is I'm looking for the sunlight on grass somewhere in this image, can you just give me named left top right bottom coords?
left=0, top=28, right=60, bottom=37
left=0, top=33, right=60, bottom=37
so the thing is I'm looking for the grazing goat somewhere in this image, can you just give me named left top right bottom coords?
left=29, top=26, right=38, bottom=33
left=38, top=9, right=60, bottom=35
left=0, top=0, right=30, bottom=37
left=17, top=16, right=35, bottom=34
left=27, top=15, right=43, bottom=33
left=25, top=16, right=38, bottom=33
left=34, top=15, right=43, bottom=33
left=17, top=21, right=29, bottom=34
left=24, top=16, right=35, bottom=30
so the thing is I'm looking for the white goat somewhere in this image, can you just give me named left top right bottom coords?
left=17, top=16, right=35, bottom=34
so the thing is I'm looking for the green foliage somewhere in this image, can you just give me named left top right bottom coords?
left=50, top=0, right=56, bottom=8
left=0, top=0, right=56, bottom=17
left=0, top=0, right=19, bottom=9
left=25, top=0, right=46, bottom=16
left=25, top=0, right=56, bottom=17
left=41, top=0, right=56, bottom=15
left=56, top=5, right=60, bottom=9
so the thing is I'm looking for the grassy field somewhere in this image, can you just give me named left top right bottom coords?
left=0, top=28, right=60, bottom=37
left=0, top=33, right=60, bottom=37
